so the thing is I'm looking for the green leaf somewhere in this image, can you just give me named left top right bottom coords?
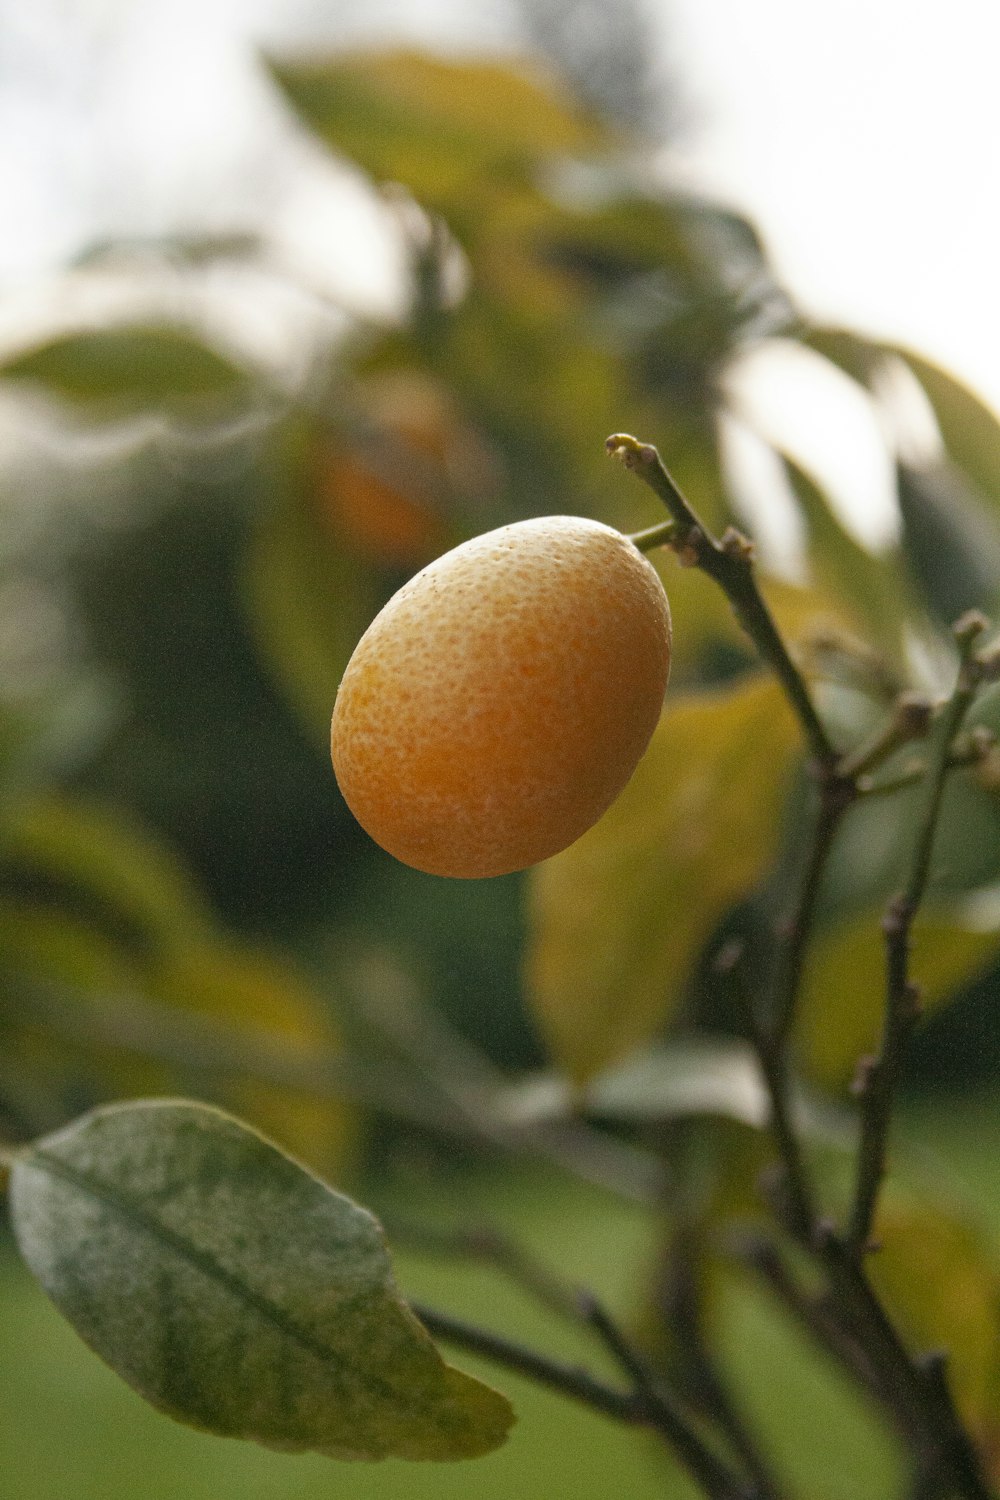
left=0, top=792, right=215, bottom=960
left=896, top=350, right=1000, bottom=515
left=0, top=326, right=248, bottom=409
left=801, top=326, right=883, bottom=386
left=267, top=50, right=600, bottom=213
left=796, top=905, right=1000, bottom=1092
left=240, top=452, right=383, bottom=742
left=896, top=461, right=1000, bottom=623
left=781, top=455, right=910, bottom=657
left=867, top=1183, right=1000, bottom=1456
left=9, top=1100, right=513, bottom=1462
left=803, top=328, right=1000, bottom=550
left=526, top=677, right=801, bottom=1085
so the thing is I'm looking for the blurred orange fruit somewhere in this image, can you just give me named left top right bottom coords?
left=330, top=516, right=671, bottom=878
left=319, top=448, right=448, bottom=567
left=315, top=372, right=499, bottom=568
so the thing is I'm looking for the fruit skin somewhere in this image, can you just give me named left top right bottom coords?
left=331, top=516, right=672, bottom=878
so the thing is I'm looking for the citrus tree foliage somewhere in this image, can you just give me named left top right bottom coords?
left=10, top=1100, right=511, bottom=1460
left=3, top=39, right=1000, bottom=1500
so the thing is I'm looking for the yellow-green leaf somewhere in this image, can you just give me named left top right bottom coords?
left=782, top=455, right=911, bottom=659
left=897, top=350, right=1000, bottom=516
left=526, top=677, right=800, bottom=1085
left=240, top=463, right=382, bottom=743
left=10, top=1101, right=513, bottom=1461
left=267, top=50, right=601, bottom=213
left=0, top=326, right=247, bottom=410
left=0, top=792, right=215, bottom=960
left=868, top=1185, right=1000, bottom=1457
left=796, top=906, right=1000, bottom=1092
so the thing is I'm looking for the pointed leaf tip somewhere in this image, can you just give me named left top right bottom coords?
left=10, top=1099, right=513, bottom=1462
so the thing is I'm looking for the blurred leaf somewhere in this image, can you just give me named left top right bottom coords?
left=0, top=326, right=248, bottom=410
left=0, top=908, right=351, bottom=1173
left=502, top=1037, right=770, bottom=1128
left=896, top=350, right=1000, bottom=515
left=527, top=677, right=800, bottom=1085
left=0, top=792, right=215, bottom=960
left=268, top=50, right=601, bottom=213
left=801, top=327, right=883, bottom=386
left=240, top=456, right=382, bottom=742
left=0, top=793, right=350, bottom=1169
left=10, top=1100, right=513, bottom=1461
left=804, top=329, right=1000, bottom=578
left=897, top=461, right=1000, bottom=623
left=868, top=1185, right=1000, bottom=1459
left=796, top=905, right=1000, bottom=1092
left=781, top=455, right=910, bottom=657
left=154, top=944, right=351, bottom=1172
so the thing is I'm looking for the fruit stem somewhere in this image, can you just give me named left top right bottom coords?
left=607, top=433, right=838, bottom=773
left=628, top=519, right=681, bottom=554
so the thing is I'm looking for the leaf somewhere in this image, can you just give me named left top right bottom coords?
left=867, top=1184, right=1000, bottom=1455
left=0, top=792, right=215, bottom=960
left=781, top=455, right=910, bottom=657
left=9, top=1100, right=513, bottom=1461
left=526, top=677, right=801, bottom=1085
left=240, top=449, right=383, bottom=741
left=804, top=330, right=1000, bottom=555
left=267, top=50, right=600, bottom=213
left=796, top=905, right=1000, bottom=1092
left=896, top=350, right=1000, bottom=515
left=896, top=460, right=1000, bottom=623
left=0, top=326, right=247, bottom=410
left=801, top=326, right=883, bottom=387
left=0, top=899, right=352, bottom=1175
left=0, top=792, right=351, bottom=1170
left=501, top=1037, right=770, bottom=1130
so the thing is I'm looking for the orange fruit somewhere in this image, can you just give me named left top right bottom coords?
left=330, top=516, right=671, bottom=879
left=318, top=448, right=448, bottom=568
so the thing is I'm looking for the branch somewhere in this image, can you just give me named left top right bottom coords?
left=611, top=434, right=838, bottom=771
left=816, top=1227, right=995, bottom=1499
left=412, top=1302, right=756, bottom=1500
left=383, top=1217, right=584, bottom=1322
left=848, top=613, right=993, bottom=1254
left=4, top=975, right=663, bottom=1207
left=739, top=1231, right=996, bottom=1499
left=660, top=1228, right=786, bottom=1500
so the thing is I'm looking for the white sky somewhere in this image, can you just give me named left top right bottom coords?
left=664, top=0, right=1000, bottom=415
left=0, top=0, right=996, bottom=432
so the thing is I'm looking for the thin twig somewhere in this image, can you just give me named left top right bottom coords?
left=769, top=772, right=857, bottom=1049
left=393, top=1215, right=776, bottom=1496
left=848, top=615, right=990, bottom=1255
left=836, top=692, right=933, bottom=782
left=4, top=975, right=663, bottom=1206
left=734, top=1232, right=887, bottom=1397
left=855, top=731, right=993, bottom=800
left=739, top=1231, right=995, bottom=1499
left=661, top=1229, right=785, bottom=1500
left=412, top=1302, right=756, bottom=1499
left=816, top=1227, right=994, bottom=1498
left=383, top=1217, right=583, bottom=1321
left=608, top=434, right=838, bottom=771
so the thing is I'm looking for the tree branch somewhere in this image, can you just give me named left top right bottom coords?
left=611, top=433, right=838, bottom=771
left=412, top=1302, right=757, bottom=1499
left=848, top=614, right=992, bottom=1255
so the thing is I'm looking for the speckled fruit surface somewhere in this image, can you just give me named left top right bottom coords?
left=331, top=516, right=671, bottom=878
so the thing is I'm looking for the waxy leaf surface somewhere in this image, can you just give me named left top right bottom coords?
left=527, top=677, right=799, bottom=1085
left=10, top=1100, right=512, bottom=1461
